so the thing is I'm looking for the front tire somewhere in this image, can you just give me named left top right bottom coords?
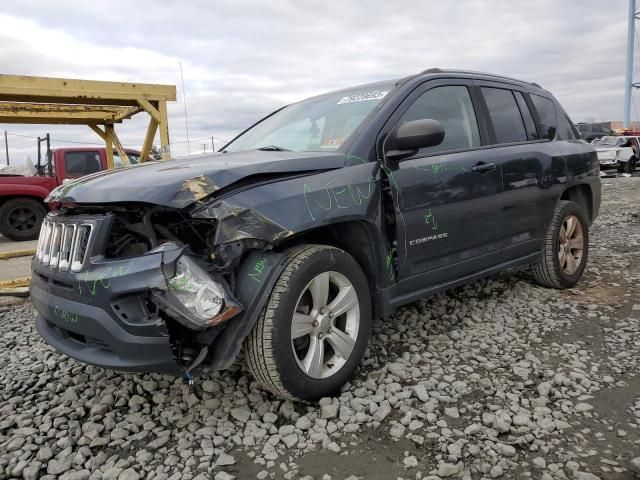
left=532, top=200, right=589, bottom=289
left=0, top=198, right=47, bottom=241
left=245, top=245, right=372, bottom=401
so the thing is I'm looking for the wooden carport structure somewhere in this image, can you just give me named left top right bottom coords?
left=0, top=74, right=177, bottom=168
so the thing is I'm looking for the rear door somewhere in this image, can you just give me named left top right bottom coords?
left=475, top=82, right=567, bottom=260
left=384, top=79, right=504, bottom=285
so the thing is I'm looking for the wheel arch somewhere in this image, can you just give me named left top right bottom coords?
left=560, top=184, right=593, bottom=223
left=275, top=220, right=385, bottom=311
left=0, top=194, right=49, bottom=210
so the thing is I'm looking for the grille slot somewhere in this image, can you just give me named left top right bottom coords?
left=35, top=218, right=94, bottom=272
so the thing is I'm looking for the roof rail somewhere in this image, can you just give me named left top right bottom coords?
left=419, top=68, right=543, bottom=89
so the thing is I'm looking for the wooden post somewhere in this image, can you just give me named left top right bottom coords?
left=104, top=124, right=115, bottom=170
left=140, top=118, right=158, bottom=163
left=158, top=100, right=170, bottom=160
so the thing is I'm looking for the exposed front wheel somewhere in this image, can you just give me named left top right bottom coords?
left=0, top=198, right=47, bottom=241
left=245, top=245, right=372, bottom=401
left=532, top=200, right=589, bottom=289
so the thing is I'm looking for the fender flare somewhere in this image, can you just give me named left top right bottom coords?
left=205, top=250, right=288, bottom=370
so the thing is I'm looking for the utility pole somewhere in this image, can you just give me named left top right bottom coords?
left=211, top=136, right=215, bottom=153
left=202, top=143, right=206, bottom=153
left=3, top=130, right=8, bottom=166
left=625, top=0, right=636, bottom=128
left=179, top=61, right=191, bottom=155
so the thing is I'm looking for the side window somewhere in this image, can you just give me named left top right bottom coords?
left=603, top=126, right=612, bottom=134
left=513, top=91, right=539, bottom=140
left=64, top=151, right=102, bottom=176
left=556, top=107, right=579, bottom=140
left=592, top=124, right=603, bottom=133
left=397, top=85, right=480, bottom=154
left=578, top=124, right=589, bottom=133
left=481, top=87, right=527, bottom=144
left=531, top=95, right=557, bottom=140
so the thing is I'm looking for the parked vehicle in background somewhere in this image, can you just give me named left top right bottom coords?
left=593, top=135, right=639, bottom=173
left=0, top=148, right=141, bottom=241
left=32, top=69, right=600, bottom=401
left=576, top=123, right=615, bottom=142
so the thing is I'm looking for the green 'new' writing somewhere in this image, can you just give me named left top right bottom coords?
left=249, top=258, right=267, bottom=282
left=54, top=306, right=78, bottom=323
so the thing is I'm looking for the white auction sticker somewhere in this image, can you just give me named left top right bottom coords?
left=337, top=91, right=388, bottom=104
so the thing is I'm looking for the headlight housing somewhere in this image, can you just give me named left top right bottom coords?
left=155, top=253, right=242, bottom=330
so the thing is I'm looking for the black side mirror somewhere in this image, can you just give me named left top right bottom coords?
left=386, top=119, right=445, bottom=161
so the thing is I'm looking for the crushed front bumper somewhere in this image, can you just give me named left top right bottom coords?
left=31, top=244, right=182, bottom=374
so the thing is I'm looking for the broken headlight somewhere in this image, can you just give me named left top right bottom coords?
left=156, top=254, right=241, bottom=330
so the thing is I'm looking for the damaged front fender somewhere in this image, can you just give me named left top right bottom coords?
left=199, top=249, right=287, bottom=370
left=191, top=161, right=380, bottom=246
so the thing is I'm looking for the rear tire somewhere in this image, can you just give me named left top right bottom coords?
left=532, top=200, right=589, bottom=289
left=624, top=157, right=637, bottom=173
left=0, top=198, right=47, bottom=241
left=245, top=245, right=372, bottom=401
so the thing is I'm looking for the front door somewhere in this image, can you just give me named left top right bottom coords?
left=382, top=81, right=503, bottom=286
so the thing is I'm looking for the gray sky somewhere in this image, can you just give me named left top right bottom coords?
left=0, top=0, right=633, bottom=164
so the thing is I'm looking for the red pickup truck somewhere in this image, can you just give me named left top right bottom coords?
left=0, top=147, right=141, bottom=241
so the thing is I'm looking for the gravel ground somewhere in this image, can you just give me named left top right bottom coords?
left=2, top=178, right=640, bottom=480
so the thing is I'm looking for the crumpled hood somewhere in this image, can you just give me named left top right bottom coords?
left=47, top=151, right=346, bottom=208
left=595, top=146, right=621, bottom=153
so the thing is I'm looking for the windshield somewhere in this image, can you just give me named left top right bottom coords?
left=224, top=82, right=395, bottom=153
left=596, top=136, right=624, bottom=146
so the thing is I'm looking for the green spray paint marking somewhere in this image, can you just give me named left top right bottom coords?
left=424, top=209, right=437, bottom=230
left=415, top=161, right=467, bottom=180
left=385, top=246, right=395, bottom=280
left=304, top=178, right=373, bottom=221
left=379, top=162, right=408, bottom=267
left=54, top=305, right=78, bottom=324
left=168, top=274, right=192, bottom=291
left=249, top=258, right=267, bottom=283
left=78, top=259, right=134, bottom=296
left=303, top=183, right=332, bottom=221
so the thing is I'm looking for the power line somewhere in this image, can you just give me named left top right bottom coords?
left=5, top=130, right=230, bottom=153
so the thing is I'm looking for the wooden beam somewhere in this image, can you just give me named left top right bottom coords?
left=140, top=118, right=159, bottom=163
left=0, top=74, right=177, bottom=105
left=89, top=124, right=107, bottom=141
left=158, top=100, right=170, bottom=160
left=111, top=129, right=130, bottom=166
left=0, top=102, right=138, bottom=124
left=137, top=99, right=161, bottom=124
left=107, top=106, right=142, bottom=124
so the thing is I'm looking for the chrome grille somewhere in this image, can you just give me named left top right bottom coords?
left=36, top=218, right=93, bottom=272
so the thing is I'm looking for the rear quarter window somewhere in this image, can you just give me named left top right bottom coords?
left=556, top=108, right=579, bottom=140
left=531, top=94, right=557, bottom=140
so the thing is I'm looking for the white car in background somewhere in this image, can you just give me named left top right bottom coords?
left=593, top=135, right=639, bottom=173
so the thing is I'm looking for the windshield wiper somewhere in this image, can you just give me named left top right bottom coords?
left=256, top=145, right=291, bottom=152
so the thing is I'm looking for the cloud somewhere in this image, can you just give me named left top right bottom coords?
left=0, top=0, right=631, bottom=165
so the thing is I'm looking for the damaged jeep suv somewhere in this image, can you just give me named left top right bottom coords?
left=32, top=69, right=600, bottom=401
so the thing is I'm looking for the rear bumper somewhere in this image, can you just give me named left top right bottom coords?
left=30, top=248, right=181, bottom=375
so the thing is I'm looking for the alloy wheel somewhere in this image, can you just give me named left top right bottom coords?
left=558, top=214, right=584, bottom=275
left=290, top=271, right=360, bottom=379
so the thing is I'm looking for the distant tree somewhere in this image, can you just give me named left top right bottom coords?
left=150, top=145, right=162, bottom=161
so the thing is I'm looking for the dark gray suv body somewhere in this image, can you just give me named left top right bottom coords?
left=32, top=69, right=601, bottom=400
